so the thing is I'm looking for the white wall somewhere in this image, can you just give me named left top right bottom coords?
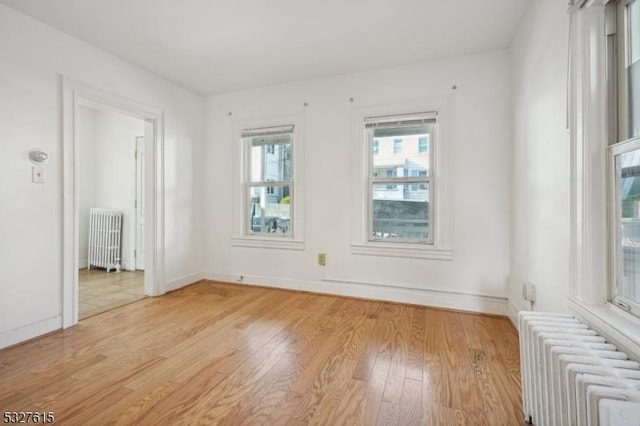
left=204, top=50, right=512, bottom=313
left=78, top=107, right=144, bottom=271
left=509, top=0, right=571, bottom=317
left=78, top=107, right=97, bottom=267
left=0, top=4, right=204, bottom=348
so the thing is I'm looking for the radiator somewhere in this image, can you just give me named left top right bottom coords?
left=87, top=208, right=122, bottom=273
left=518, top=311, right=640, bottom=426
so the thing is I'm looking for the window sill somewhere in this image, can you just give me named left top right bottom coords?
left=350, top=242, right=453, bottom=260
left=231, top=236, right=304, bottom=251
left=568, top=297, right=640, bottom=362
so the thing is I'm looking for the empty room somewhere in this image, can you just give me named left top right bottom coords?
left=1, top=0, right=639, bottom=425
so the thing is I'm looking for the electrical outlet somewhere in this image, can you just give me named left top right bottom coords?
left=522, top=281, right=536, bottom=302
left=527, top=282, right=536, bottom=303
left=318, top=253, right=326, bottom=266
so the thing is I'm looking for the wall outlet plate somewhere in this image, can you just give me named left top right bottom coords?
left=318, top=253, right=326, bottom=266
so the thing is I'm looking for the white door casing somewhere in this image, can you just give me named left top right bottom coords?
left=62, top=77, right=165, bottom=328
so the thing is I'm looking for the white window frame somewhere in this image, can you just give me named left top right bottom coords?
left=607, top=0, right=640, bottom=318
left=231, top=115, right=305, bottom=250
left=350, top=97, right=453, bottom=260
left=568, top=0, right=640, bottom=359
left=609, top=137, right=640, bottom=318
left=365, top=112, right=436, bottom=245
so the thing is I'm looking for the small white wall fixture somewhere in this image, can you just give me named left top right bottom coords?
left=61, top=77, right=165, bottom=328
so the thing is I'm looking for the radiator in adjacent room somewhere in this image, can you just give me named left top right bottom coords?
left=518, top=311, right=640, bottom=426
left=87, top=208, right=122, bottom=273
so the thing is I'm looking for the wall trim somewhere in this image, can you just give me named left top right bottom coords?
left=204, top=272, right=507, bottom=316
left=0, top=316, right=61, bottom=350
left=165, top=272, right=204, bottom=293
left=507, top=300, right=522, bottom=330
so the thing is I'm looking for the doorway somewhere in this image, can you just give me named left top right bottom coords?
left=77, top=106, right=146, bottom=319
left=61, top=78, right=165, bottom=328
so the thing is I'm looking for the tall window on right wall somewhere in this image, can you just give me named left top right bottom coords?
left=608, top=0, right=640, bottom=317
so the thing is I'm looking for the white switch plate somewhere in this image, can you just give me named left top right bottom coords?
left=32, top=166, right=45, bottom=183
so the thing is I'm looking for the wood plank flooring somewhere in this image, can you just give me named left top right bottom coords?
left=0, top=281, right=525, bottom=425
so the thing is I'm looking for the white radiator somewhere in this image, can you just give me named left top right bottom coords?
left=87, top=208, right=122, bottom=273
left=519, top=311, right=640, bottom=426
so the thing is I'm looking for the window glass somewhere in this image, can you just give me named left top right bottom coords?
left=248, top=186, right=291, bottom=236
left=373, top=129, right=432, bottom=177
left=615, top=146, right=640, bottom=305
left=244, top=128, right=294, bottom=237
left=250, top=134, right=292, bottom=183
left=371, top=183, right=430, bottom=241
left=368, top=121, right=434, bottom=243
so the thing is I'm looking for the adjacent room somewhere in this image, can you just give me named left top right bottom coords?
left=0, top=0, right=639, bottom=424
left=77, top=105, right=146, bottom=319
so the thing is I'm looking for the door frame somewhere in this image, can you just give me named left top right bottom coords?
left=61, top=77, right=165, bottom=328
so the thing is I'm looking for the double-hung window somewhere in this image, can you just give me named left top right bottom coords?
left=365, top=113, right=436, bottom=244
left=242, top=126, right=294, bottom=237
left=608, top=0, right=640, bottom=317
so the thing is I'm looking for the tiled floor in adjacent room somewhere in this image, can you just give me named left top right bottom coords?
left=79, top=269, right=144, bottom=319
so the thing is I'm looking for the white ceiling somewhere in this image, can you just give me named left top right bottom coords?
left=0, top=0, right=529, bottom=95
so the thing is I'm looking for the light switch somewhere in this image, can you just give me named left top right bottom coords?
left=32, top=166, right=45, bottom=183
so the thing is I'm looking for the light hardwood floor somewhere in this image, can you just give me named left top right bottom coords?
left=0, top=281, right=525, bottom=425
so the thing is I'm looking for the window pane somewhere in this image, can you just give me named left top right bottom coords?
left=616, top=147, right=640, bottom=304
left=372, top=126, right=433, bottom=177
left=371, top=183, right=430, bottom=241
left=249, top=134, right=292, bottom=182
left=248, top=185, right=291, bottom=235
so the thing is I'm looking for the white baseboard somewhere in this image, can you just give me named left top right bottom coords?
left=204, top=272, right=508, bottom=316
left=165, top=272, right=204, bottom=293
left=0, top=315, right=61, bottom=350
left=507, top=300, right=521, bottom=330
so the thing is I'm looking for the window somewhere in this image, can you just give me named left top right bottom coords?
left=366, top=113, right=435, bottom=243
left=608, top=0, right=640, bottom=317
left=373, top=140, right=379, bottom=154
left=418, top=136, right=429, bottom=153
left=243, top=126, right=293, bottom=237
left=350, top=98, right=452, bottom=260
left=393, top=139, right=402, bottom=154
left=385, top=169, right=397, bottom=189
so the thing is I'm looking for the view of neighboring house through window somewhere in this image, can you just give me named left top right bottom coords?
left=609, top=0, right=640, bottom=317
left=365, top=113, right=435, bottom=243
left=393, top=139, right=402, bottom=154
left=419, top=136, right=429, bottom=153
left=243, top=125, right=293, bottom=237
